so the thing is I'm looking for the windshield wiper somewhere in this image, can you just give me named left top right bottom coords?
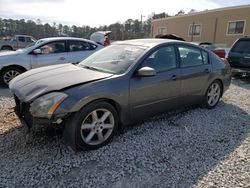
left=80, top=65, right=100, bottom=71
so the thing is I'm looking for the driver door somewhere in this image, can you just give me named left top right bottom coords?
left=30, top=40, right=68, bottom=68
left=129, top=45, right=181, bottom=121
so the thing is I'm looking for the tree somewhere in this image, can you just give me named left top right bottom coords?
left=0, top=16, right=153, bottom=40
left=176, top=10, right=185, bottom=16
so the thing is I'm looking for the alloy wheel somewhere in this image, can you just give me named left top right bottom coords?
left=80, top=108, right=115, bottom=146
left=207, top=82, right=221, bottom=107
left=3, top=70, right=20, bottom=85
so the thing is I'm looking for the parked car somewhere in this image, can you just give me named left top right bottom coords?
left=0, top=37, right=102, bottom=86
left=90, top=31, right=111, bottom=46
left=9, top=39, right=231, bottom=151
left=227, top=37, right=250, bottom=76
left=155, top=34, right=185, bottom=41
left=192, top=42, right=230, bottom=59
left=0, top=35, right=36, bottom=51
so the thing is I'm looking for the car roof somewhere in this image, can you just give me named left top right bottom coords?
left=238, top=36, right=250, bottom=41
left=113, top=38, right=196, bottom=48
left=37, top=37, right=97, bottom=44
left=16, top=35, right=34, bottom=37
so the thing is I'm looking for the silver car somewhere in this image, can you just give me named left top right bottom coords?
left=0, top=37, right=102, bottom=86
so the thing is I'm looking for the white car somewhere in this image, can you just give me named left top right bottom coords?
left=0, top=37, right=102, bottom=86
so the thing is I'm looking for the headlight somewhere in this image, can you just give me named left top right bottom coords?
left=30, top=92, right=68, bottom=118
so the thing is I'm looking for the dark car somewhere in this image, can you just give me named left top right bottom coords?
left=9, top=39, right=231, bottom=151
left=227, top=37, right=250, bottom=76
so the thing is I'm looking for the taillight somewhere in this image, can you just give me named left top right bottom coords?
left=213, top=49, right=226, bottom=58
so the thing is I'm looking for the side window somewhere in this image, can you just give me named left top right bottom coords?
left=38, top=41, right=66, bottom=54
left=202, top=50, right=209, bottom=64
left=142, top=46, right=176, bottom=73
left=178, top=46, right=203, bottom=67
left=69, top=40, right=91, bottom=52
left=18, top=36, right=25, bottom=42
left=26, top=37, right=32, bottom=43
left=90, top=43, right=97, bottom=50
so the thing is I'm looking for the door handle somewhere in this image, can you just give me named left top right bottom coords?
left=58, top=57, right=65, bottom=60
left=244, top=56, right=250, bottom=59
left=204, top=69, right=210, bottom=73
left=171, top=75, right=177, bottom=80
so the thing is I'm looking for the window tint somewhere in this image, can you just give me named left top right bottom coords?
left=18, top=36, right=25, bottom=42
left=202, top=50, right=209, bottom=64
left=178, top=46, right=203, bottom=67
left=143, top=46, right=176, bottom=73
left=232, top=40, right=250, bottom=53
left=69, top=40, right=91, bottom=52
left=38, top=41, right=66, bottom=54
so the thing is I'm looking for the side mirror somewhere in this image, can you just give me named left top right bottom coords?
left=33, top=49, right=42, bottom=54
left=137, top=66, right=156, bottom=77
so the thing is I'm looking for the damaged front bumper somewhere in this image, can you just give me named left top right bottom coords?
left=13, top=95, right=68, bottom=129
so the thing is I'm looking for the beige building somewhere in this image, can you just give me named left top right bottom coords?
left=151, top=5, right=250, bottom=47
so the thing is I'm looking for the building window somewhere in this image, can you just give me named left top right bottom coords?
left=189, top=24, right=201, bottom=36
left=227, top=20, right=245, bottom=35
left=158, top=27, right=167, bottom=35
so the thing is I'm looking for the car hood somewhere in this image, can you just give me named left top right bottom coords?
left=0, top=50, right=22, bottom=57
left=9, top=64, right=113, bottom=102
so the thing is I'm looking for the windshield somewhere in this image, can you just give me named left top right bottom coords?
left=19, top=39, right=45, bottom=52
left=79, top=44, right=146, bottom=74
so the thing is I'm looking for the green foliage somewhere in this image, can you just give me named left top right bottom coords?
left=0, top=17, right=151, bottom=40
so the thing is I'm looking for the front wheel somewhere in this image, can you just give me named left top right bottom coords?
left=0, top=67, right=24, bottom=87
left=64, top=101, right=119, bottom=150
left=203, top=80, right=222, bottom=109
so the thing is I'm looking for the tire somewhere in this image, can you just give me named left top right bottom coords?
left=202, top=80, right=222, bottom=109
left=0, top=67, right=24, bottom=87
left=1, top=46, right=13, bottom=51
left=64, top=101, right=119, bottom=150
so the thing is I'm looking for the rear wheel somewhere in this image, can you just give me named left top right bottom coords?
left=1, top=46, right=13, bottom=51
left=65, top=101, right=119, bottom=150
left=0, top=67, right=24, bottom=87
left=203, top=80, right=222, bottom=109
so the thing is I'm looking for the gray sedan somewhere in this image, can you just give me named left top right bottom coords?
left=9, top=39, right=231, bottom=151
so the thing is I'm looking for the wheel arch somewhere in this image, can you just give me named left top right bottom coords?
left=1, top=45, right=13, bottom=50
left=1, top=64, right=27, bottom=73
left=213, top=78, right=224, bottom=97
left=83, top=98, right=124, bottom=125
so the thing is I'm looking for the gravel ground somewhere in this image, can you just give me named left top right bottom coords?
left=0, top=78, right=249, bottom=188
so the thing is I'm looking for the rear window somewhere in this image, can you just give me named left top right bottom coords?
left=69, top=40, right=91, bottom=52
left=231, top=40, right=250, bottom=53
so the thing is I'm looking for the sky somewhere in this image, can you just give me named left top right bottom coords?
left=0, top=0, right=250, bottom=27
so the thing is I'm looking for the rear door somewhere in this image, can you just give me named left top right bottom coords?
left=177, top=45, right=211, bottom=104
left=30, top=40, right=68, bottom=68
left=129, top=45, right=181, bottom=121
left=67, top=40, right=99, bottom=64
left=229, top=39, right=250, bottom=68
left=16, top=36, right=27, bottom=48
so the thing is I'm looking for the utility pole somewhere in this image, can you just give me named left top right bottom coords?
left=141, top=15, right=145, bottom=37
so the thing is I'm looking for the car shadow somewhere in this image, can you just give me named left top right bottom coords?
left=0, top=100, right=249, bottom=187
left=232, top=76, right=250, bottom=90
